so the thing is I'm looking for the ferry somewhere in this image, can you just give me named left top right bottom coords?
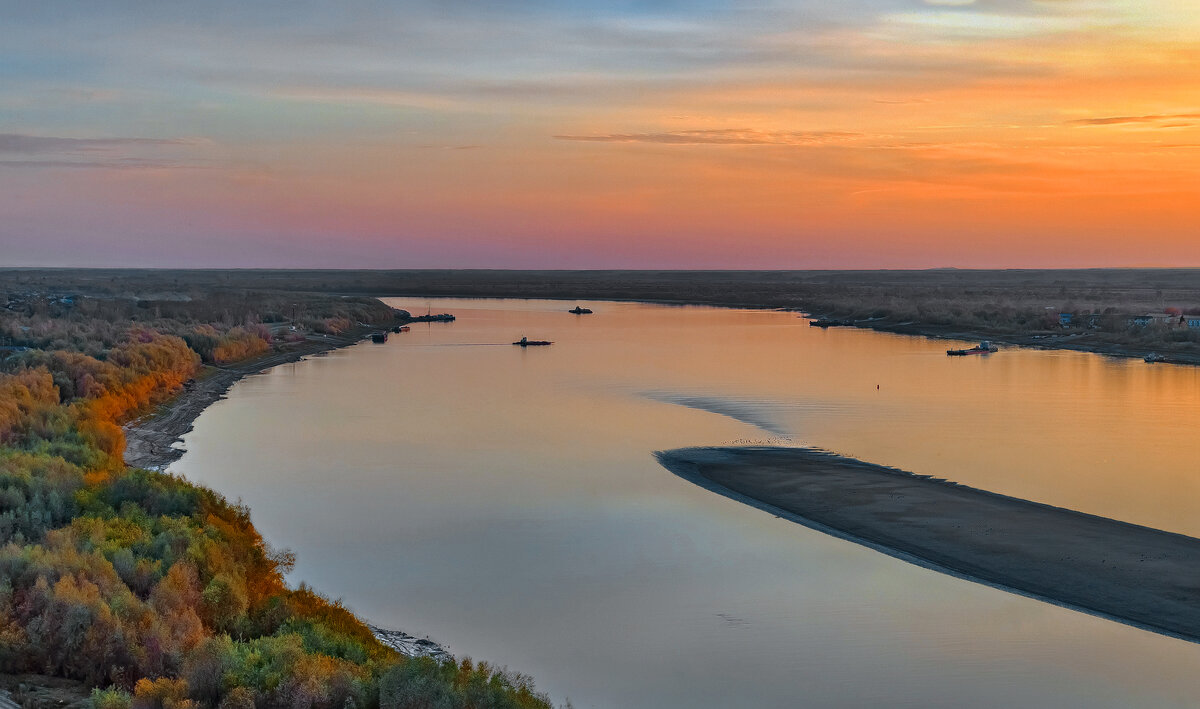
left=411, top=313, right=456, bottom=322
left=947, top=341, right=998, bottom=356
left=513, top=336, right=553, bottom=347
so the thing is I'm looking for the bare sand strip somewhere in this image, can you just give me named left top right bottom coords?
left=656, top=446, right=1200, bottom=642
left=124, top=328, right=373, bottom=470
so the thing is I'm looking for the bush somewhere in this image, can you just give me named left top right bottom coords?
left=133, top=677, right=194, bottom=709
left=217, top=687, right=256, bottom=709
left=92, top=687, right=133, bottom=709
left=380, top=658, right=457, bottom=709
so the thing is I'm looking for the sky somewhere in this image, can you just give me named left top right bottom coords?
left=1, top=0, right=1198, bottom=269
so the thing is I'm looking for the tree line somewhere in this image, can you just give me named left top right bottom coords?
left=0, top=292, right=555, bottom=709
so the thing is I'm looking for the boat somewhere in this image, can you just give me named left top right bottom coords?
left=569, top=306, right=593, bottom=314
left=1145, top=353, right=1167, bottom=363
left=410, top=313, right=456, bottom=322
left=513, top=336, right=552, bottom=347
left=809, top=318, right=854, bottom=328
left=947, top=341, right=998, bottom=356
left=370, top=332, right=388, bottom=343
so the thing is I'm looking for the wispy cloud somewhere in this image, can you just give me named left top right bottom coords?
left=266, top=87, right=465, bottom=111
left=0, top=158, right=207, bottom=170
left=554, top=129, right=861, bottom=145
left=0, top=134, right=210, bottom=170
left=1, top=1, right=1199, bottom=267
left=1066, top=113, right=1200, bottom=126
left=0, top=134, right=197, bottom=154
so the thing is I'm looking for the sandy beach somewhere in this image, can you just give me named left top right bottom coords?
left=657, top=446, right=1200, bottom=643
left=124, top=327, right=374, bottom=469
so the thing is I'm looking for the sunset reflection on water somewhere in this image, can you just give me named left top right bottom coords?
left=172, top=299, right=1200, bottom=709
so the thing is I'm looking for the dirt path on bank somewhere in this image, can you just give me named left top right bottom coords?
left=657, top=446, right=1200, bottom=643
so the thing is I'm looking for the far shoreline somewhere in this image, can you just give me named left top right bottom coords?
left=124, top=290, right=1194, bottom=477
left=369, top=291, right=1200, bottom=366
left=8, top=268, right=1200, bottom=368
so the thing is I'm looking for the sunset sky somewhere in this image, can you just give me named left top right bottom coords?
left=2, top=0, right=1198, bottom=268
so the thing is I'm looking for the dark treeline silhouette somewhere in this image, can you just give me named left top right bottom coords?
left=5, top=268, right=1200, bottom=355
left=0, top=288, right=396, bottom=359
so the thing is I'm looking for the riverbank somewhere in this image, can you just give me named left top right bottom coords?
left=124, top=327, right=373, bottom=469
left=656, top=446, right=1200, bottom=643
left=0, top=286, right=557, bottom=707
left=121, top=326, right=462, bottom=661
left=804, top=316, right=1200, bottom=366
left=8, top=268, right=1200, bottom=367
left=362, top=273, right=1200, bottom=365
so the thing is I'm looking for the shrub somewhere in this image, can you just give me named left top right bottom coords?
left=92, top=687, right=133, bottom=709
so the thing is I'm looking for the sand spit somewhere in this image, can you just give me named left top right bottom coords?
left=656, top=446, right=1200, bottom=643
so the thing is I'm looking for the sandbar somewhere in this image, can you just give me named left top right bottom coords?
left=656, top=446, right=1200, bottom=642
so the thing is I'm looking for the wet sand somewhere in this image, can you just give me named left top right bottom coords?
left=656, top=446, right=1200, bottom=642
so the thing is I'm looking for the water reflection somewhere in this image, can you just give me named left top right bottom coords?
left=171, top=299, right=1200, bottom=708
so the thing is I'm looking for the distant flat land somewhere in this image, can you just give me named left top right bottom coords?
left=5, top=267, right=1200, bottom=308
left=657, top=446, right=1200, bottom=643
left=5, top=268, right=1200, bottom=361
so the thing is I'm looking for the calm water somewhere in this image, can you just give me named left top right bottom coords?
left=171, top=299, right=1200, bottom=708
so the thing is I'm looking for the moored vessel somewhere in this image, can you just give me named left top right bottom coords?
left=947, top=341, right=998, bottom=356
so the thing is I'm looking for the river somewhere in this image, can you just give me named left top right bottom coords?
left=170, top=298, right=1200, bottom=708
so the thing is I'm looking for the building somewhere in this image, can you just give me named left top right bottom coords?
left=1129, top=313, right=1186, bottom=328
left=1059, top=313, right=1073, bottom=327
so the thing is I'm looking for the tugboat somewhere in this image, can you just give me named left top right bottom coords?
left=513, top=336, right=553, bottom=347
left=947, top=340, right=998, bottom=356
left=569, top=306, right=593, bottom=314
